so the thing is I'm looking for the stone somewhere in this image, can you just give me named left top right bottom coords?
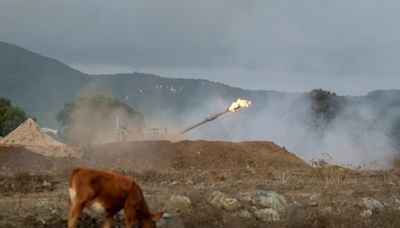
left=395, top=198, right=400, bottom=209
left=254, top=208, right=280, bottom=222
left=209, top=191, right=226, bottom=209
left=238, top=210, right=253, bottom=219
left=221, top=197, right=240, bottom=212
left=159, top=216, right=185, bottom=228
left=246, top=165, right=256, bottom=174
left=309, top=193, right=321, bottom=206
left=321, top=206, right=333, bottom=216
left=361, top=197, right=384, bottom=212
left=360, top=209, right=372, bottom=218
left=254, top=191, right=287, bottom=213
left=165, top=195, right=191, bottom=213
left=239, top=192, right=253, bottom=202
left=209, top=191, right=240, bottom=212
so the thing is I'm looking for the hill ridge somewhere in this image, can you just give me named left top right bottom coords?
left=1, top=41, right=399, bottom=131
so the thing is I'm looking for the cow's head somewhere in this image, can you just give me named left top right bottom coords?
left=139, top=211, right=164, bottom=228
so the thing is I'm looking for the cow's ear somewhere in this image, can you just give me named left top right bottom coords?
left=152, top=211, right=164, bottom=221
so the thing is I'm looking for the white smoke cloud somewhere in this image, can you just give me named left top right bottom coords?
left=156, top=92, right=398, bottom=169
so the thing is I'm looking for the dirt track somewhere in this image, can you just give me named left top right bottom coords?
left=1, top=140, right=400, bottom=227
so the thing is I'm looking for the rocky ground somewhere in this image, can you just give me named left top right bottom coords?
left=1, top=141, right=400, bottom=227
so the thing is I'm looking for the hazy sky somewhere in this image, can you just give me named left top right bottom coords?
left=1, top=0, right=400, bottom=95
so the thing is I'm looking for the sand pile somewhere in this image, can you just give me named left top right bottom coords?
left=0, top=118, right=81, bottom=158
left=0, top=118, right=62, bottom=146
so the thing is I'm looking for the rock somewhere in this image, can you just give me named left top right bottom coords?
left=165, top=195, right=191, bottom=213
left=288, top=201, right=301, bottom=208
left=38, top=217, right=46, bottom=224
left=170, top=181, right=179, bottom=186
left=35, top=201, right=50, bottom=207
left=163, top=213, right=173, bottom=219
left=254, top=208, right=280, bottom=222
left=253, top=191, right=287, bottom=213
left=361, top=197, right=384, bottom=212
left=238, top=210, right=253, bottom=219
left=321, top=206, right=333, bottom=216
left=360, top=209, right=372, bottom=218
left=246, top=165, right=256, bottom=174
left=209, top=191, right=225, bottom=209
left=221, top=197, right=240, bottom=212
left=309, top=193, right=321, bottom=206
left=185, top=180, right=194, bottom=185
left=159, top=216, right=185, bottom=228
left=395, top=198, right=400, bottom=209
left=209, top=191, right=240, bottom=212
left=240, top=192, right=253, bottom=202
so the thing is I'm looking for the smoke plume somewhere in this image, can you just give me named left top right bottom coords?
left=149, top=90, right=399, bottom=169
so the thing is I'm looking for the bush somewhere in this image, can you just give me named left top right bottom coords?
left=309, top=89, right=347, bottom=130
left=0, top=97, right=28, bottom=137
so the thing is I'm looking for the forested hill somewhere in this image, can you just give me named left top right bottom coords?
left=1, top=41, right=400, bottom=140
left=0, top=41, right=289, bottom=127
left=0, top=41, right=87, bottom=127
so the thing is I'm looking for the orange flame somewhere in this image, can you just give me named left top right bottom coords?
left=228, top=99, right=252, bottom=112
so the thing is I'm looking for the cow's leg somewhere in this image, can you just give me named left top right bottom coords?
left=103, top=215, right=113, bottom=228
left=124, top=185, right=143, bottom=227
left=124, top=206, right=137, bottom=228
left=68, top=201, right=84, bottom=228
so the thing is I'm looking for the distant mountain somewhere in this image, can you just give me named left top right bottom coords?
left=0, top=41, right=88, bottom=126
left=1, top=41, right=399, bottom=136
left=0, top=41, right=290, bottom=128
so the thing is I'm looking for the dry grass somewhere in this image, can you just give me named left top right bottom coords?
left=1, top=143, right=400, bottom=227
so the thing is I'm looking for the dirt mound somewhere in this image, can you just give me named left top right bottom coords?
left=0, top=140, right=308, bottom=172
left=0, top=146, right=86, bottom=173
left=23, top=145, right=83, bottom=158
left=0, top=118, right=62, bottom=146
left=0, top=118, right=82, bottom=158
left=88, top=140, right=309, bottom=171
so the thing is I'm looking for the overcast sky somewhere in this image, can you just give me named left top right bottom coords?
left=1, top=0, right=400, bottom=95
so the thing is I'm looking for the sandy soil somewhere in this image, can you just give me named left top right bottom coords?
left=0, top=118, right=62, bottom=146
left=0, top=118, right=81, bottom=158
left=1, top=140, right=400, bottom=228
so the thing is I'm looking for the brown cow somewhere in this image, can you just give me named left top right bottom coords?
left=68, top=167, right=164, bottom=228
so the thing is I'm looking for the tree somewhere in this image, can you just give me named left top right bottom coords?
left=0, top=97, right=28, bottom=137
left=289, top=89, right=347, bottom=133
left=308, top=89, right=347, bottom=131
left=56, top=96, right=144, bottom=144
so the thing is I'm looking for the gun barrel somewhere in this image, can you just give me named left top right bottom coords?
left=176, top=109, right=228, bottom=136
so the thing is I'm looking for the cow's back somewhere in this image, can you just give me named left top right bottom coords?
left=69, top=167, right=138, bottom=212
